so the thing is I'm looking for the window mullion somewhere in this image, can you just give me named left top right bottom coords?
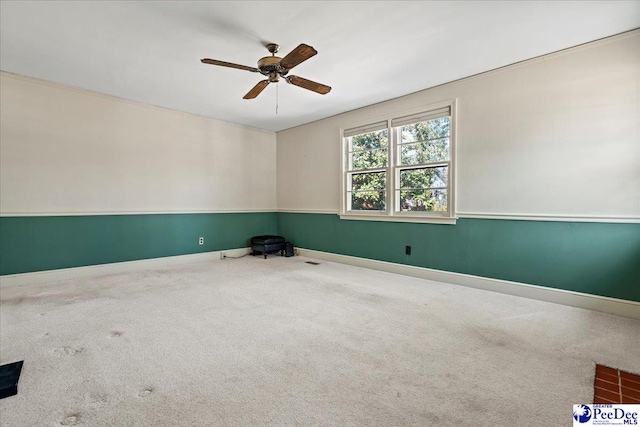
left=346, top=167, right=387, bottom=174
left=387, top=120, right=395, bottom=216
left=405, top=135, right=450, bottom=144
left=398, top=161, right=450, bottom=171
left=348, top=146, right=388, bottom=155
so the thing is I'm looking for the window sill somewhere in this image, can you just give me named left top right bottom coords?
left=339, top=213, right=457, bottom=225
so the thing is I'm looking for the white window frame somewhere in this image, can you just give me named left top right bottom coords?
left=340, top=99, right=457, bottom=225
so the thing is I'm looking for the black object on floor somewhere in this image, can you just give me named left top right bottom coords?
left=251, top=235, right=286, bottom=259
left=284, top=242, right=294, bottom=257
left=0, top=360, right=23, bottom=399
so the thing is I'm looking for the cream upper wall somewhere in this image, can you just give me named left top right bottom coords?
left=2, top=31, right=638, bottom=218
left=276, top=31, right=640, bottom=219
left=0, top=73, right=276, bottom=214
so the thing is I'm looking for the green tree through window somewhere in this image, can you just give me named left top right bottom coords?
left=398, top=117, right=450, bottom=212
left=348, top=130, right=388, bottom=211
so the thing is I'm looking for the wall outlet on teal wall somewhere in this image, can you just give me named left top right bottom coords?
left=199, top=237, right=204, bottom=245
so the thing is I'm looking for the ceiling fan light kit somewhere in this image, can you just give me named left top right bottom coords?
left=201, top=43, right=331, bottom=99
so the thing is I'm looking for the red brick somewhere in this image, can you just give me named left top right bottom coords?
left=597, top=372, right=620, bottom=385
left=622, top=379, right=640, bottom=393
left=594, top=387, right=622, bottom=404
left=595, top=378, right=619, bottom=393
left=620, top=371, right=640, bottom=387
left=622, top=396, right=640, bottom=404
left=593, top=365, right=640, bottom=405
left=594, top=395, right=618, bottom=404
left=597, top=365, right=619, bottom=376
left=621, top=385, right=640, bottom=400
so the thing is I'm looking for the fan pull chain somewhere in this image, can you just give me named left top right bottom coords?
left=276, top=83, right=279, bottom=115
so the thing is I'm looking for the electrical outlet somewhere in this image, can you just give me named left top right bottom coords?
left=199, top=237, right=204, bottom=245
left=220, top=252, right=226, bottom=260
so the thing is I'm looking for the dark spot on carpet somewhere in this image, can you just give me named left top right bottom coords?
left=0, top=296, right=26, bottom=305
left=109, top=331, right=123, bottom=338
left=305, top=261, right=321, bottom=265
left=358, top=293, right=386, bottom=304
left=89, top=392, right=108, bottom=404
left=60, top=413, right=81, bottom=425
left=468, top=325, right=512, bottom=348
left=53, top=346, right=85, bottom=356
left=139, top=386, right=154, bottom=397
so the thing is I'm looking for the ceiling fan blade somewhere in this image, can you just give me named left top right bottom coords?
left=279, top=44, right=317, bottom=70
left=201, top=58, right=259, bottom=73
left=285, top=75, right=331, bottom=95
left=243, top=80, right=270, bottom=99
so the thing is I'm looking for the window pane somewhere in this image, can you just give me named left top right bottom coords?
left=351, top=148, right=388, bottom=170
left=350, top=129, right=388, bottom=152
left=399, top=166, right=448, bottom=189
left=400, top=138, right=449, bottom=165
left=349, top=191, right=386, bottom=211
left=351, top=171, right=386, bottom=192
left=398, top=189, right=447, bottom=212
left=400, top=117, right=450, bottom=143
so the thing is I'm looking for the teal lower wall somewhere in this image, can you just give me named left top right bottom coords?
left=276, top=213, right=640, bottom=302
left=0, top=212, right=277, bottom=275
left=2, top=211, right=639, bottom=303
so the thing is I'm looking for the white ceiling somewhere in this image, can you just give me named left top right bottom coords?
left=1, top=1, right=638, bottom=132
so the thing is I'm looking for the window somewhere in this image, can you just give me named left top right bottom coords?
left=345, top=122, right=388, bottom=211
left=342, top=101, right=456, bottom=223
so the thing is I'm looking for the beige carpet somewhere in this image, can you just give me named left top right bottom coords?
left=1, top=256, right=639, bottom=426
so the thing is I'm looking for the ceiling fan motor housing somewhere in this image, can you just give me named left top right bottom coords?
left=258, top=56, right=288, bottom=78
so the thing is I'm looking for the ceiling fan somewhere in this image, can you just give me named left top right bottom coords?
left=201, top=43, right=331, bottom=99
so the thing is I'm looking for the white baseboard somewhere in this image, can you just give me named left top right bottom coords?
left=0, top=248, right=251, bottom=288
left=297, top=248, right=640, bottom=320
